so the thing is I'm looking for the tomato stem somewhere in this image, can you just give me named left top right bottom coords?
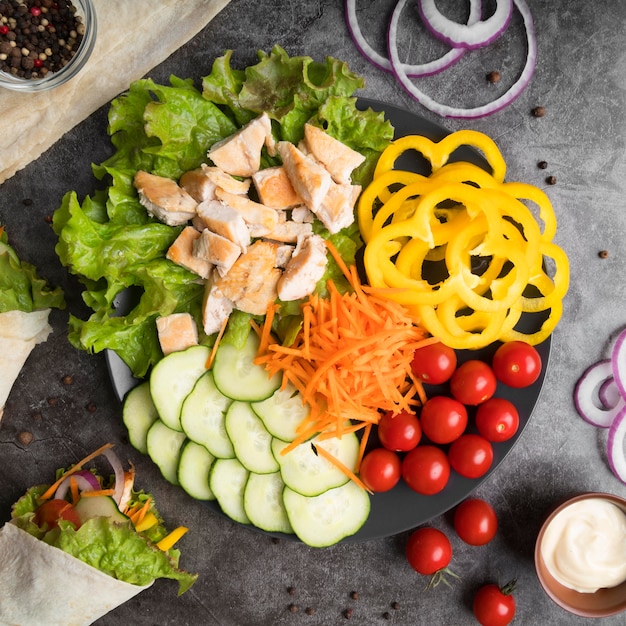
left=500, top=578, right=517, bottom=596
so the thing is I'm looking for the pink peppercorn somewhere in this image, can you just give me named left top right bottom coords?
left=30, top=7, right=42, bottom=17
left=0, top=25, right=9, bottom=35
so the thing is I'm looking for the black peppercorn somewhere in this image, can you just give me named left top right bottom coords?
left=546, top=175, right=557, bottom=185
left=537, top=160, right=548, bottom=169
left=343, top=608, right=353, bottom=619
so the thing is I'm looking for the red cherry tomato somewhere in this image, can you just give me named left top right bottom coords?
left=473, top=580, right=517, bottom=626
left=402, top=445, right=450, bottom=495
left=359, top=448, right=401, bottom=493
left=475, top=397, right=520, bottom=442
left=411, top=342, right=457, bottom=385
left=454, top=498, right=498, bottom=546
left=492, top=341, right=542, bottom=388
left=448, top=434, right=494, bottom=479
left=34, top=499, right=82, bottom=530
left=406, top=527, right=452, bottom=575
left=420, top=396, right=468, bottom=444
left=378, top=410, right=421, bottom=452
left=450, top=360, right=497, bottom=405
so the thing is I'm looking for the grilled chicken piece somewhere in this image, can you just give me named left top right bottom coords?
left=134, top=170, right=197, bottom=226
left=208, top=113, right=275, bottom=177
left=277, top=234, right=328, bottom=301
left=277, top=141, right=331, bottom=212
left=215, top=240, right=281, bottom=315
left=181, top=164, right=251, bottom=203
left=215, top=188, right=279, bottom=237
left=166, top=226, right=213, bottom=279
left=202, top=270, right=234, bottom=336
left=314, top=181, right=361, bottom=235
left=156, top=313, right=199, bottom=355
left=252, top=166, right=304, bottom=209
left=196, top=200, right=250, bottom=252
left=193, top=228, right=241, bottom=277
left=291, top=205, right=315, bottom=223
left=265, top=210, right=313, bottom=243
left=275, top=244, right=295, bottom=268
left=302, top=123, right=366, bottom=184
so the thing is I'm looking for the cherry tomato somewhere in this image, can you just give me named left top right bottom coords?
left=34, top=499, right=82, bottom=530
left=450, top=360, right=497, bottom=405
left=359, top=448, right=401, bottom=493
left=411, top=342, right=457, bottom=385
left=475, top=397, right=520, bottom=442
left=402, top=445, right=450, bottom=495
left=454, top=498, right=498, bottom=546
left=406, top=527, right=452, bottom=575
left=473, top=580, right=517, bottom=626
left=492, top=341, right=542, bottom=388
left=448, top=434, right=494, bottom=479
left=420, top=396, right=468, bottom=444
left=378, top=410, right=421, bottom=452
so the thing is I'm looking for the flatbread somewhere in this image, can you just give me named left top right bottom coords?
left=0, top=522, right=151, bottom=626
left=0, top=0, right=232, bottom=184
left=0, top=308, right=52, bottom=421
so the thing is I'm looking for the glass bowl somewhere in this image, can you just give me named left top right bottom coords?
left=535, top=492, right=626, bottom=618
left=0, top=0, right=96, bottom=92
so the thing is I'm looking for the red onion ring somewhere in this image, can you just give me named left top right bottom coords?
left=417, top=0, right=513, bottom=50
left=599, top=377, right=621, bottom=410
left=388, top=0, right=537, bottom=119
left=607, top=406, right=626, bottom=484
left=102, top=446, right=125, bottom=506
left=54, top=471, right=99, bottom=500
left=345, top=0, right=481, bottom=78
left=610, top=328, right=626, bottom=400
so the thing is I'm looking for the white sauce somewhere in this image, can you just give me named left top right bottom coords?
left=540, top=499, right=626, bottom=593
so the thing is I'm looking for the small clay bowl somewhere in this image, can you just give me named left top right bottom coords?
left=535, top=492, right=626, bottom=618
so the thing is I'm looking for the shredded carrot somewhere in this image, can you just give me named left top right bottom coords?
left=254, top=240, right=436, bottom=489
left=206, top=317, right=229, bottom=370
left=39, top=443, right=115, bottom=502
left=128, top=497, right=153, bottom=525
left=70, top=476, right=79, bottom=506
left=313, top=444, right=373, bottom=495
left=79, top=488, right=116, bottom=498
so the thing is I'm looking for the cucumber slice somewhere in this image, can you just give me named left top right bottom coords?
left=180, top=371, right=234, bottom=459
left=74, top=495, right=129, bottom=525
left=283, top=481, right=370, bottom=547
left=146, top=419, right=187, bottom=485
left=122, top=381, right=158, bottom=454
left=243, top=472, right=293, bottom=535
left=224, top=402, right=279, bottom=474
left=209, top=458, right=250, bottom=525
left=177, top=441, right=216, bottom=501
left=251, top=382, right=310, bottom=442
left=212, top=330, right=281, bottom=402
left=272, top=433, right=360, bottom=497
left=150, top=345, right=210, bottom=431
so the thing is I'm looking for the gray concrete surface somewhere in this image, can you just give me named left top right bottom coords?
left=1, top=0, right=626, bottom=624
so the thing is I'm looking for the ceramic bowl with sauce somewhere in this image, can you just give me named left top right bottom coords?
left=535, top=492, right=626, bottom=618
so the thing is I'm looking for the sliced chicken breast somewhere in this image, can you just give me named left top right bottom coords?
left=196, top=200, right=251, bottom=252
left=202, top=270, right=235, bottom=336
left=193, top=228, right=241, bottom=277
left=252, top=166, right=304, bottom=209
left=156, top=313, right=199, bottom=355
left=134, top=170, right=197, bottom=226
left=166, top=226, right=214, bottom=279
left=277, top=234, right=328, bottom=301
left=314, top=181, right=361, bottom=235
left=215, top=188, right=279, bottom=237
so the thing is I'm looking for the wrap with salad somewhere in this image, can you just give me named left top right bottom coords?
left=0, top=444, right=197, bottom=626
left=0, top=227, right=65, bottom=421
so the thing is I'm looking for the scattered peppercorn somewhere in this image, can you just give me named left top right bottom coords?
left=22, top=197, right=33, bottom=206
left=44, top=215, right=53, bottom=223
left=287, top=586, right=296, bottom=596
left=304, top=607, right=315, bottom=616
left=17, top=430, right=33, bottom=446
left=343, top=608, right=353, bottom=619
left=391, top=601, right=400, bottom=610
left=271, top=537, right=280, bottom=544
left=382, top=612, right=392, bottom=620
left=349, top=591, right=359, bottom=601
left=62, top=374, right=73, bottom=385
left=86, top=401, right=97, bottom=413
left=546, top=175, right=557, bottom=185
left=599, top=250, right=609, bottom=259
left=47, top=396, right=58, bottom=406
left=532, top=106, right=546, bottom=117
left=486, top=70, right=501, bottom=83
left=537, top=160, right=548, bottom=169
left=288, top=603, right=299, bottom=614
left=0, top=0, right=85, bottom=79
left=32, top=411, right=42, bottom=420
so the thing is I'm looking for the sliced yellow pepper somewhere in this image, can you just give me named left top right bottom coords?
left=156, top=526, right=189, bottom=552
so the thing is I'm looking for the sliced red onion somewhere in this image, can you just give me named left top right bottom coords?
left=54, top=471, right=99, bottom=500
left=607, top=406, right=626, bottom=484
left=573, top=359, right=625, bottom=428
left=599, top=377, right=621, bottom=410
left=417, top=0, right=513, bottom=50
left=388, top=0, right=537, bottom=119
left=346, top=0, right=481, bottom=78
left=102, top=446, right=125, bottom=506
left=610, top=328, right=626, bottom=400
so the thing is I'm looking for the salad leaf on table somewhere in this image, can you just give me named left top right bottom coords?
left=53, top=45, right=394, bottom=379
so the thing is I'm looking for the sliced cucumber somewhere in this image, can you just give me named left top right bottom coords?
left=146, top=419, right=187, bottom=485
left=243, top=472, right=293, bottom=535
left=122, top=381, right=158, bottom=454
left=150, top=345, right=210, bottom=431
left=180, top=370, right=234, bottom=459
left=251, top=382, right=310, bottom=442
left=177, top=440, right=216, bottom=501
left=212, top=330, right=281, bottom=402
left=272, top=433, right=360, bottom=497
left=224, top=401, right=279, bottom=474
left=74, top=495, right=130, bottom=525
left=209, top=458, right=250, bottom=525
left=283, top=480, right=370, bottom=547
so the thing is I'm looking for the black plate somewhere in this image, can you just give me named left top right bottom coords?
left=106, top=98, right=551, bottom=542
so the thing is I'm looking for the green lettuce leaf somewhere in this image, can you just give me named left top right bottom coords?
left=0, top=228, right=65, bottom=313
